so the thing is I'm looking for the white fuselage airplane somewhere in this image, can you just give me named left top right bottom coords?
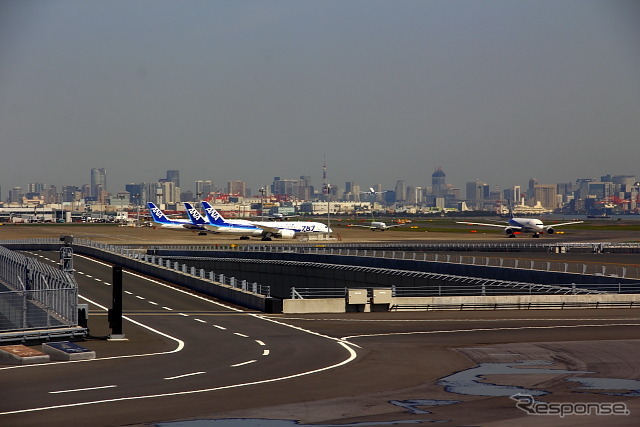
left=348, top=221, right=405, bottom=231
left=196, top=201, right=331, bottom=240
left=457, top=213, right=582, bottom=238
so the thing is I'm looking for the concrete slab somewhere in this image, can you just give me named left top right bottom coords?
left=42, top=341, right=96, bottom=361
left=0, top=344, right=50, bottom=365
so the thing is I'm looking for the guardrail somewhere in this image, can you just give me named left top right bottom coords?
left=0, top=239, right=271, bottom=299
left=0, top=245, right=79, bottom=335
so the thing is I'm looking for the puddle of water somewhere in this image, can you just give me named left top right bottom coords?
left=389, top=399, right=460, bottom=414
left=438, top=360, right=593, bottom=397
left=566, top=377, right=640, bottom=396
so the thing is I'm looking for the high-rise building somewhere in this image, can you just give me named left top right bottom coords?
left=90, top=168, right=107, bottom=198
left=62, top=186, right=81, bottom=203
left=395, top=180, right=406, bottom=203
left=406, top=186, right=423, bottom=205
left=271, top=177, right=310, bottom=200
left=534, top=185, right=558, bottom=210
left=194, top=180, right=214, bottom=199
left=432, top=167, right=446, bottom=197
left=9, top=187, right=23, bottom=204
left=125, top=183, right=148, bottom=205
left=466, top=181, right=490, bottom=210
left=164, top=170, right=180, bottom=188
left=503, top=186, right=521, bottom=205
left=227, top=180, right=247, bottom=197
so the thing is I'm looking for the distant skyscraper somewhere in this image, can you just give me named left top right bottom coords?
left=195, top=180, right=214, bottom=199
left=227, top=180, right=247, bottom=197
left=466, top=181, right=490, bottom=210
left=91, top=168, right=107, bottom=198
left=125, top=183, right=148, bottom=205
left=432, top=167, right=446, bottom=197
left=534, top=185, right=558, bottom=210
left=165, top=170, right=180, bottom=188
left=395, top=180, right=406, bottom=203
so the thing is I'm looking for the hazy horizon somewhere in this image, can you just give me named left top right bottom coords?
left=1, top=1, right=639, bottom=194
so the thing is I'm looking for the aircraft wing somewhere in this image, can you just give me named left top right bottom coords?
left=385, top=224, right=406, bottom=228
left=456, top=221, right=521, bottom=230
left=347, top=224, right=372, bottom=228
left=545, top=221, right=583, bottom=228
left=249, top=223, right=284, bottom=234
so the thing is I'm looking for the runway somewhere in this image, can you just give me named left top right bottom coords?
left=1, top=224, right=640, bottom=425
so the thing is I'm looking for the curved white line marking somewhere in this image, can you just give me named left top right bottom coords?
left=0, top=253, right=359, bottom=415
left=0, top=342, right=356, bottom=416
left=0, top=294, right=185, bottom=372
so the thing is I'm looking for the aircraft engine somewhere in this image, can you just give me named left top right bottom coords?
left=504, top=227, right=515, bottom=236
left=546, top=227, right=555, bottom=235
left=277, top=229, right=296, bottom=239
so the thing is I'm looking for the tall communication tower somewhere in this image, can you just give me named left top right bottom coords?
left=322, top=155, right=329, bottom=198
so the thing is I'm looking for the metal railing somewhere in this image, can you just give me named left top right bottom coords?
left=0, top=246, right=78, bottom=333
left=0, top=239, right=271, bottom=298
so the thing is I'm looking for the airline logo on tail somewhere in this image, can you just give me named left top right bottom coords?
left=183, top=203, right=207, bottom=225
left=148, top=203, right=171, bottom=223
left=201, top=202, right=226, bottom=225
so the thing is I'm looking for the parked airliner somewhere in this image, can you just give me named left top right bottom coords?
left=198, top=201, right=332, bottom=241
left=147, top=202, right=206, bottom=230
left=456, top=210, right=582, bottom=238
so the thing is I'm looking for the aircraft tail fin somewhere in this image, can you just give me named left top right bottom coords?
left=200, top=201, right=228, bottom=225
left=147, top=202, right=172, bottom=224
left=183, top=202, right=207, bottom=225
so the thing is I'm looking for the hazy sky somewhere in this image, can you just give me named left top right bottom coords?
left=1, top=0, right=639, bottom=195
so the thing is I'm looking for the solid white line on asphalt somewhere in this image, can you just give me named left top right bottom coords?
left=49, top=385, right=117, bottom=394
left=164, top=372, right=206, bottom=380
left=230, top=360, right=256, bottom=367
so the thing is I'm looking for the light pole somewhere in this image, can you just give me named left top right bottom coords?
left=323, top=184, right=331, bottom=236
left=259, top=187, right=266, bottom=221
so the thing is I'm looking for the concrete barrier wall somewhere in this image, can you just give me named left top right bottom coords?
left=283, top=298, right=346, bottom=314
left=282, top=293, right=640, bottom=314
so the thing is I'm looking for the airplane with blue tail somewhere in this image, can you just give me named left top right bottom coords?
left=199, top=201, right=331, bottom=241
left=147, top=202, right=206, bottom=230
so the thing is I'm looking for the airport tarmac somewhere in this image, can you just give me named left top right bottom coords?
left=2, top=223, right=640, bottom=426
left=1, top=220, right=639, bottom=245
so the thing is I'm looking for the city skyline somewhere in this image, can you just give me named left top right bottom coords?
left=2, top=165, right=638, bottom=203
left=1, top=1, right=639, bottom=193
